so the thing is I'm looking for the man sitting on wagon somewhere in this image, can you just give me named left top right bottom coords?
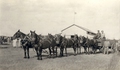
left=94, top=30, right=101, bottom=39
left=101, top=30, right=106, bottom=47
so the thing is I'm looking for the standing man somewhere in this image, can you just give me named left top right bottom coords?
left=103, top=40, right=110, bottom=54
left=16, top=38, right=19, bottom=47
left=101, top=30, right=105, bottom=40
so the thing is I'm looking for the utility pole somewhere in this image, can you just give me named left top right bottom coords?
left=74, top=12, right=76, bottom=24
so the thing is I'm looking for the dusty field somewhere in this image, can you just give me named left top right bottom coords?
left=0, top=45, right=120, bottom=70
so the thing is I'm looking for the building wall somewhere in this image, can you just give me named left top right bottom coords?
left=61, top=26, right=94, bottom=39
left=61, top=26, right=87, bottom=36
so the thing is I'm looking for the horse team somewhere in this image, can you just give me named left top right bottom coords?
left=13, top=30, right=120, bottom=60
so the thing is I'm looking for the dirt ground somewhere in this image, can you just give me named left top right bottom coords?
left=0, top=45, right=120, bottom=70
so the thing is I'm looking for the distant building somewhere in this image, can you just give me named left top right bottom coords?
left=12, top=38, right=21, bottom=48
left=0, top=36, right=12, bottom=44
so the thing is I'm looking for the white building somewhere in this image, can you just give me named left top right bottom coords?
left=13, top=38, right=21, bottom=48
left=61, top=24, right=96, bottom=39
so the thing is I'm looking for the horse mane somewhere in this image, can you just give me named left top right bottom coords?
left=33, top=32, right=40, bottom=44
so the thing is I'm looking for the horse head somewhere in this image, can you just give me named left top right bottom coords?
left=13, top=30, right=26, bottom=40
left=74, top=34, right=78, bottom=41
left=61, top=36, right=67, bottom=46
left=54, top=34, right=62, bottom=45
left=78, top=36, right=86, bottom=44
left=29, top=30, right=40, bottom=44
left=48, top=33, right=55, bottom=40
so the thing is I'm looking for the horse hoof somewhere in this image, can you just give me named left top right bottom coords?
left=24, top=57, right=27, bottom=58
left=37, top=58, right=40, bottom=60
left=52, top=57, right=54, bottom=58
left=59, top=55, right=62, bottom=57
left=74, top=54, right=77, bottom=56
left=49, top=56, right=51, bottom=58
left=28, top=57, right=30, bottom=59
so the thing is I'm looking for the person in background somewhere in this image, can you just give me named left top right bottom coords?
left=13, top=39, right=17, bottom=48
left=18, top=38, right=21, bottom=47
left=16, top=38, right=19, bottom=47
left=103, top=40, right=110, bottom=54
left=116, top=39, right=120, bottom=53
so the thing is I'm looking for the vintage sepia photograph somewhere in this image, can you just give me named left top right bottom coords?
left=0, top=0, right=120, bottom=70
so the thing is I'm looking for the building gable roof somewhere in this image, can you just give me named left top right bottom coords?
left=61, top=24, right=96, bottom=36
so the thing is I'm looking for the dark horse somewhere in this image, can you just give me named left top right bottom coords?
left=13, top=30, right=32, bottom=59
left=55, top=34, right=79, bottom=56
left=29, top=31, right=56, bottom=60
left=78, top=36, right=100, bottom=54
left=54, top=34, right=65, bottom=56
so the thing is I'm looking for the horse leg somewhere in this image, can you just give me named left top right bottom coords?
left=94, top=48, right=97, bottom=54
left=73, top=46, right=76, bottom=56
left=23, top=47, right=27, bottom=58
left=76, top=45, right=78, bottom=54
left=93, top=46, right=96, bottom=54
left=59, top=46, right=63, bottom=57
left=59, top=47, right=62, bottom=57
left=49, top=47, right=52, bottom=58
left=56, top=46, right=57, bottom=57
left=65, top=46, right=67, bottom=56
left=52, top=46, right=55, bottom=58
left=62, top=47, right=64, bottom=56
left=80, top=45, right=81, bottom=54
left=100, top=46, right=103, bottom=53
left=27, top=47, right=30, bottom=59
left=39, top=48, right=42, bottom=60
left=88, top=46, right=90, bottom=54
left=111, top=46, right=114, bottom=53
left=35, top=47, right=39, bottom=60
left=91, top=47, right=94, bottom=54
left=84, top=47, right=87, bottom=54
left=113, top=47, right=115, bottom=53
left=77, top=46, right=79, bottom=54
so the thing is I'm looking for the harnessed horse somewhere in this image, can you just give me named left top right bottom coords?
left=78, top=36, right=100, bottom=54
left=55, top=34, right=79, bottom=56
left=54, top=34, right=65, bottom=56
left=13, top=30, right=32, bottom=59
left=29, top=31, right=56, bottom=60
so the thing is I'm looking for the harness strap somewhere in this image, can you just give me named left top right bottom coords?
left=23, top=41, right=28, bottom=46
left=71, top=39, right=74, bottom=43
left=47, top=37, right=52, bottom=44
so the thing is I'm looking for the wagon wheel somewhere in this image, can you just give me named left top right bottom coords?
left=95, top=44, right=103, bottom=53
left=97, top=40, right=104, bottom=53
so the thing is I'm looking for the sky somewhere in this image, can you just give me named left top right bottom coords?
left=0, top=0, right=120, bottom=39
